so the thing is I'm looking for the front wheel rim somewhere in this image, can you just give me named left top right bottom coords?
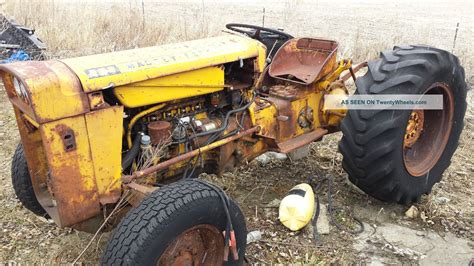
left=403, top=82, right=454, bottom=177
left=157, top=224, right=224, bottom=266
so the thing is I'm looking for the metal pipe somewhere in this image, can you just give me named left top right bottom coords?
left=122, top=126, right=260, bottom=183
left=341, top=62, right=367, bottom=82
left=126, top=103, right=166, bottom=148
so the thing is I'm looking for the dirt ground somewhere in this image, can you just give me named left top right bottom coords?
left=0, top=0, right=473, bottom=264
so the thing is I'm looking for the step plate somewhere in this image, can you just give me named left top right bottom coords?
left=277, top=128, right=328, bottom=153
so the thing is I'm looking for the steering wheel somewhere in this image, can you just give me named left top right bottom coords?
left=226, top=23, right=293, bottom=40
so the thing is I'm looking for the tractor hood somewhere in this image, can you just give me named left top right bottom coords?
left=61, top=34, right=266, bottom=92
left=0, top=33, right=266, bottom=122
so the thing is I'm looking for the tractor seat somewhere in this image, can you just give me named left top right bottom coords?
left=269, top=38, right=338, bottom=85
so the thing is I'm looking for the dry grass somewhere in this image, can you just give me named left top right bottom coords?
left=5, top=0, right=473, bottom=78
left=5, top=0, right=212, bottom=57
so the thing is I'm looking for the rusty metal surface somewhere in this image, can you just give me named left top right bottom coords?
left=269, top=85, right=298, bottom=100
left=403, top=82, right=454, bottom=177
left=39, top=115, right=101, bottom=227
left=123, top=126, right=260, bottom=182
left=252, top=84, right=328, bottom=148
left=341, top=61, right=367, bottom=81
left=127, top=103, right=166, bottom=148
left=13, top=107, right=60, bottom=222
left=297, top=106, right=314, bottom=129
left=276, top=128, right=328, bottom=153
left=0, top=60, right=90, bottom=123
left=214, top=115, right=262, bottom=173
left=57, top=125, right=77, bottom=152
left=272, top=95, right=294, bottom=140
left=404, top=110, right=424, bottom=148
left=126, top=182, right=158, bottom=207
left=269, top=38, right=338, bottom=84
left=87, top=91, right=108, bottom=110
left=20, top=113, right=38, bottom=132
left=251, top=97, right=279, bottom=139
left=127, top=182, right=158, bottom=194
left=158, top=224, right=224, bottom=266
left=148, top=121, right=171, bottom=145
left=70, top=215, right=105, bottom=234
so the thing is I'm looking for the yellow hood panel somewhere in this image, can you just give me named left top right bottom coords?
left=61, top=34, right=266, bottom=92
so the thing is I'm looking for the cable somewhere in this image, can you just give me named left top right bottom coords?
left=193, top=179, right=238, bottom=260
left=121, top=132, right=143, bottom=171
left=307, top=174, right=364, bottom=243
left=181, top=95, right=251, bottom=179
left=194, top=92, right=255, bottom=138
left=182, top=119, right=200, bottom=179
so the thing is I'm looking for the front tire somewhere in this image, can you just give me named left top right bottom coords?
left=339, top=45, right=467, bottom=204
left=11, top=143, right=47, bottom=216
left=101, top=179, right=247, bottom=265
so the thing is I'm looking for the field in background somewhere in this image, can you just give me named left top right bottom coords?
left=0, top=0, right=473, bottom=264
left=5, top=0, right=474, bottom=75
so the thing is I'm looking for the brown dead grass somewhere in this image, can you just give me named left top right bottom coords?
left=5, top=0, right=212, bottom=57
left=5, top=0, right=474, bottom=76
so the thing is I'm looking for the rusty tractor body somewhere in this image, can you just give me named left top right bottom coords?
left=1, top=23, right=467, bottom=264
left=1, top=30, right=353, bottom=229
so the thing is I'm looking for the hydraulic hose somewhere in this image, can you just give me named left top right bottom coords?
left=195, top=92, right=255, bottom=138
left=308, top=174, right=364, bottom=243
left=122, top=132, right=143, bottom=171
left=126, top=103, right=166, bottom=148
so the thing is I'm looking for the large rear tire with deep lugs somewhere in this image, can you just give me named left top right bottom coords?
left=339, top=45, right=467, bottom=204
left=101, top=179, right=247, bottom=266
left=11, top=143, right=47, bottom=216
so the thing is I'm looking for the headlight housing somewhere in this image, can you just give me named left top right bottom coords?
left=12, top=76, right=30, bottom=104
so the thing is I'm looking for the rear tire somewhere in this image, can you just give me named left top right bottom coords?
left=101, top=179, right=247, bottom=265
left=339, top=45, right=467, bottom=204
left=11, top=143, right=47, bottom=216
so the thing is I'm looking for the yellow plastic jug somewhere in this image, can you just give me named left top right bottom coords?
left=279, top=183, right=315, bottom=231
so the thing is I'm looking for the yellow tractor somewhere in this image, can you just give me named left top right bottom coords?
left=1, top=24, right=467, bottom=265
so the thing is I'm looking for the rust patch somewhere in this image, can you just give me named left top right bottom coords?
left=158, top=224, right=224, bottom=266
left=403, top=82, right=454, bottom=177
left=148, top=121, right=172, bottom=145
left=20, top=113, right=38, bottom=132
left=51, top=163, right=100, bottom=227
left=341, top=61, right=368, bottom=81
left=87, top=91, right=109, bottom=110
left=269, top=38, right=338, bottom=84
left=269, top=85, right=298, bottom=100
left=276, top=128, right=328, bottom=153
left=268, top=96, right=294, bottom=140
left=123, top=127, right=260, bottom=183
left=297, top=106, right=314, bottom=129
left=404, top=110, right=424, bottom=148
left=127, top=181, right=158, bottom=194
left=126, top=182, right=158, bottom=207
left=54, top=124, right=77, bottom=152
left=39, top=115, right=101, bottom=227
left=0, top=60, right=90, bottom=123
left=13, top=107, right=60, bottom=222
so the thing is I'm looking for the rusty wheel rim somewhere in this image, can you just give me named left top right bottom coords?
left=403, top=82, right=454, bottom=177
left=404, top=109, right=425, bottom=148
left=157, top=224, right=224, bottom=266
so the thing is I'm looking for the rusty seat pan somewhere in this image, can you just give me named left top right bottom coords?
left=269, top=38, right=338, bottom=85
